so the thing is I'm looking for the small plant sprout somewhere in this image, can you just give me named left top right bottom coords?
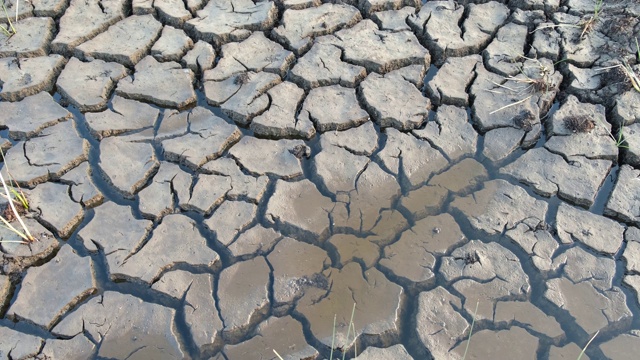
left=577, top=330, right=599, bottom=360
left=0, top=0, right=17, bottom=36
left=0, top=148, right=34, bottom=243
left=579, top=0, right=604, bottom=39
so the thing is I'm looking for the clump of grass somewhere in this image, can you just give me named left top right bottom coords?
left=0, top=148, right=34, bottom=243
left=564, top=115, right=596, bottom=133
left=0, top=0, right=17, bottom=37
left=579, top=0, right=604, bottom=39
left=595, top=61, right=640, bottom=93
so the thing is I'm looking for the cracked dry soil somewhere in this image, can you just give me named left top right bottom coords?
left=1, top=0, right=640, bottom=359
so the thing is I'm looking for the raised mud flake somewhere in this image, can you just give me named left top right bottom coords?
left=505, top=223, right=558, bottom=272
left=377, top=128, right=448, bottom=189
left=380, top=213, right=465, bottom=285
left=317, top=19, right=429, bottom=74
left=75, top=15, right=163, bottom=67
left=53, top=291, right=183, bottom=359
left=370, top=7, right=416, bottom=31
left=301, top=85, right=369, bottom=132
left=154, top=0, right=192, bottom=27
left=553, top=12, right=608, bottom=68
left=482, top=127, right=526, bottom=162
left=179, top=174, right=231, bottom=215
left=494, top=301, right=563, bottom=338
left=545, top=247, right=631, bottom=334
left=250, top=81, right=315, bottom=139
left=0, top=0, right=33, bottom=21
left=545, top=95, right=617, bottom=161
left=223, top=316, right=318, bottom=359
left=32, top=0, right=68, bottom=17
left=1, top=120, right=88, bottom=187
left=150, top=26, right=193, bottom=62
left=85, top=96, right=159, bottom=140
left=266, top=179, right=334, bottom=237
left=160, top=107, right=241, bottom=170
left=314, top=142, right=369, bottom=201
left=0, top=17, right=55, bottom=58
left=8, top=246, right=96, bottom=329
left=152, top=271, right=222, bottom=349
left=428, top=158, right=488, bottom=194
left=556, top=202, right=624, bottom=255
left=0, top=274, right=10, bottom=307
left=0, top=91, right=71, bottom=140
left=624, top=275, right=640, bottom=307
left=138, top=162, right=191, bottom=219
left=0, top=213, right=56, bottom=263
left=354, top=344, right=413, bottom=359
left=452, top=327, right=538, bottom=360
left=229, top=137, right=305, bottom=179
left=56, top=57, right=128, bottom=112
left=450, top=179, right=548, bottom=236
left=605, top=165, right=640, bottom=226
left=0, top=327, right=43, bottom=359
left=205, top=32, right=294, bottom=81
left=399, top=185, right=448, bottom=220
left=181, top=40, right=216, bottom=74
left=359, top=72, right=429, bottom=131
left=440, top=240, right=531, bottom=320
left=228, top=225, right=282, bottom=258
left=413, top=105, right=478, bottom=162
left=78, top=201, right=153, bottom=272
left=29, top=182, right=83, bottom=238
left=39, top=335, right=95, bottom=360
left=272, top=3, right=361, bottom=55
left=0, top=55, right=66, bottom=101
left=531, top=23, right=561, bottom=61
left=201, top=157, right=269, bottom=202
left=425, top=55, right=481, bottom=106
left=415, top=287, right=468, bottom=359
left=98, top=137, right=159, bottom=199
left=501, top=147, right=612, bottom=208
left=612, top=90, right=640, bottom=126
left=60, top=161, right=104, bottom=208
left=266, top=237, right=329, bottom=309
left=115, top=214, right=220, bottom=283
left=116, top=55, right=196, bottom=109
left=358, top=0, right=418, bottom=15
left=204, top=200, right=257, bottom=246
left=408, top=1, right=509, bottom=66
left=328, top=234, right=379, bottom=269
left=622, top=123, right=640, bottom=167
left=600, top=331, right=640, bottom=359
left=52, top=0, right=127, bottom=54
left=321, top=121, right=378, bottom=156
left=483, top=23, right=528, bottom=77
left=623, top=228, right=640, bottom=273
left=218, top=257, right=271, bottom=342
left=297, top=262, right=403, bottom=351
left=289, top=43, right=367, bottom=90
left=204, top=71, right=281, bottom=125
left=185, top=0, right=278, bottom=46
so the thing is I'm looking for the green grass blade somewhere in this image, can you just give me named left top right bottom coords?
left=330, top=314, right=336, bottom=360
left=577, top=330, right=599, bottom=360
left=272, top=349, right=284, bottom=360
left=343, top=303, right=356, bottom=360
left=462, top=300, right=479, bottom=360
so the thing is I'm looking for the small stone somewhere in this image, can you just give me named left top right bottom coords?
left=0, top=17, right=55, bottom=57
left=75, top=15, right=163, bottom=66
left=229, top=137, right=305, bottom=179
left=52, top=0, right=127, bottom=54
left=359, top=72, right=429, bottom=131
left=289, top=43, right=367, bottom=90
left=115, top=214, right=220, bottom=283
left=0, top=55, right=66, bottom=101
left=52, top=291, right=183, bottom=359
left=185, top=0, right=278, bottom=46
left=151, top=26, right=193, bottom=62
left=204, top=201, right=258, bottom=246
left=116, top=55, right=196, bottom=108
left=272, top=4, right=362, bottom=55
left=56, top=57, right=129, bottom=112
left=8, top=246, right=95, bottom=329
left=218, top=257, right=271, bottom=342
left=181, top=40, right=216, bottom=74
left=85, top=96, right=158, bottom=139
left=98, top=137, right=159, bottom=199
left=0, top=91, right=71, bottom=140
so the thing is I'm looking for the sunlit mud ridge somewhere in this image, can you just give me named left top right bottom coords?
left=0, top=0, right=639, bottom=359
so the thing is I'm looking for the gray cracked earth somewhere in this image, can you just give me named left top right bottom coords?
left=0, top=0, right=640, bottom=359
